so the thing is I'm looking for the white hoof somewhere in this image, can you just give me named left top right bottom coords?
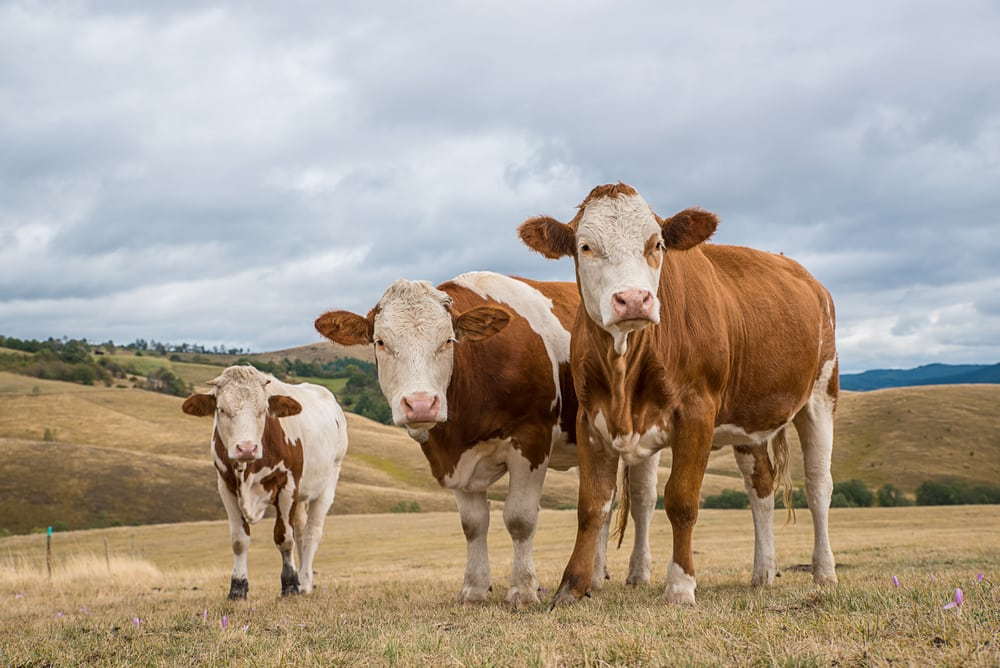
left=626, top=563, right=651, bottom=586
left=664, top=562, right=697, bottom=605
left=505, top=585, right=540, bottom=608
left=457, top=585, right=490, bottom=604
left=814, top=571, right=838, bottom=586
left=750, top=565, right=777, bottom=587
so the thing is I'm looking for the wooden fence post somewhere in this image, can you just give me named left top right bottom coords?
left=46, top=526, right=52, bottom=580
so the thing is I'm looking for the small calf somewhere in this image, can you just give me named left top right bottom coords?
left=183, top=365, right=348, bottom=599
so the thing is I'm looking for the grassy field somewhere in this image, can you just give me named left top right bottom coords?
left=2, top=370, right=999, bottom=536
left=0, top=506, right=997, bottom=665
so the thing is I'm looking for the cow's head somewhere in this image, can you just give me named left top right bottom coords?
left=181, top=365, right=302, bottom=462
left=314, top=279, right=510, bottom=438
left=518, top=183, right=718, bottom=354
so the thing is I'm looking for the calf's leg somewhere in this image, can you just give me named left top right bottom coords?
left=454, top=489, right=491, bottom=603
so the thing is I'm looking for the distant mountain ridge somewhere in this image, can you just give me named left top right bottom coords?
left=841, top=363, right=1000, bottom=391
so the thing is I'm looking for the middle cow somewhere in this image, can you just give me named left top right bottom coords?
left=315, top=271, right=660, bottom=606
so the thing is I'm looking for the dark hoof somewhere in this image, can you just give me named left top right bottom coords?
left=280, top=566, right=301, bottom=596
left=228, top=577, right=249, bottom=600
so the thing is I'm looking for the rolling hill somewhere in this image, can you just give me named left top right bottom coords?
left=841, top=362, right=1000, bottom=390
left=1, top=371, right=998, bottom=535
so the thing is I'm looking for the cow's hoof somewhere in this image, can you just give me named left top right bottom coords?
left=590, top=570, right=610, bottom=591
left=457, top=585, right=490, bottom=604
left=280, top=568, right=301, bottom=596
left=625, top=569, right=651, bottom=586
left=750, top=567, right=777, bottom=587
left=227, top=577, right=249, bottom=600
left=548, top=582, right=586, bottom=610
left=663, top=587, right=696, bottom=605
left=505, top=585, right=540, bottom=608
left=813, top=571, right=838, bottom=586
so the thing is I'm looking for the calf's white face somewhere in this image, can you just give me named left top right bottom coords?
left=518, top=183, right=719, bottom=354
left=182, top=366, right=302, bottom=461
left=315, top=280, right=510, bottom=436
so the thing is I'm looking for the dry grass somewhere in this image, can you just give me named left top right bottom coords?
left=0, top=506, right=997, bottom=666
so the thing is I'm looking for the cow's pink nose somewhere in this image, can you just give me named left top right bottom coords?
left=234, top=441, right=259, bottom=460
left=611, top=289, right=654, bottom=320
left=400, top=392, right=441, bottom=423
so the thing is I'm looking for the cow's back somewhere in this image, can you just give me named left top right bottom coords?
left=697, top=244, right=837, bottom=429
left=272, top=379, right=348, bottom=497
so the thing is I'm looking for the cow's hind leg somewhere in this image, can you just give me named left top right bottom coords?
left=454, top=489, right=491, bottom=604
left=217, top=477, right=251, bottom=600
left=793, top=397, right=837, bottom=585
left=733, top=445, right=777, bottom=586
left=274, top=485, right=300, bottom=596
left=298, top=477, right=338, bottom=594
left=625, top=451, right=661, bottom=585
left=503, top=447, right=547, bottom=608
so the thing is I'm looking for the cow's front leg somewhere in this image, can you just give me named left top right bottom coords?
left=663, top=415, right=713, bottom=605
left=454, top=489, right=491, bottom=603
left=733, top=444, right=777, bottom=586
left=298, top=478, right=339, bottom=594
left=217, top=476, right=251, bottom=600
left=503, top=445, right=547, bottom=608
left=274, top=485, right=300, bottom=596
left=626, top=450, right=661, bottom=585
left=551, top=414, right=618, bottom=607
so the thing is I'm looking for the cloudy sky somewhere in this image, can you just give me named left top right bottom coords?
left=2, top=2, right=998, bottom=372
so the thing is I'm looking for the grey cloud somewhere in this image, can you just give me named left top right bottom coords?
left=2, top=1, right=999, bottom=372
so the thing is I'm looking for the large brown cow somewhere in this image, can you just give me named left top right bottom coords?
left=519, top=184, right=838, bottom=606
left=315, top=272, right=661, bottom=606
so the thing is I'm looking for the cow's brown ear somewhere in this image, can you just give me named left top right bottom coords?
left=518, top=215, right=576, bottom=259
left=268, top=395, right=302, bottom=418
left=658, top=208, right=719, bottom=250
left=454, top=306, right=511, bottom=342
left=182, top=393, right=216, bottom=417
left=314, top=310, right=373, bottom=346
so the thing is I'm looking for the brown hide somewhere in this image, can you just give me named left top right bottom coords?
left=418, top=278, right=580, bottom=485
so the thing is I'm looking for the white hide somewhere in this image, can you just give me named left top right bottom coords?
left=452, top=271, right=571, bottom=410
left=664, top=561, right=697, bottom=605
left=574, top=193, right=663, bottom=355
left=733, top=447, right=778, bottom=586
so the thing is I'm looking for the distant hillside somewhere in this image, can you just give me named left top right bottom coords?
left=841, top=363, right=1000, bottom=391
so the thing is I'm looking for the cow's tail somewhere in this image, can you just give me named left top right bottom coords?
left=613, top=458, right=630, bottom=549
left=771, top=427, right=795, bottom=524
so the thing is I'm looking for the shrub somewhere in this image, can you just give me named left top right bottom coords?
left=389, top=501, right=421, bottom=513
left=916, top=479, right=1000, bottom=505
left=833, top=479, right=874, bottom=507
left=829, top=491, right=852, bottom=507
left=702, top=489, right=749, bottom=509
left=141, top=368, right=190, bottom=397
left=43, top=428, right=56, bottom=442
left=774, top=487, right=809, bottom=509
left=877, top=483, right=913, bottom=507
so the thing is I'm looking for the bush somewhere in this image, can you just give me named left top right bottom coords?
left=916, top=479, right=1000, bottom=505
left=833, top=479, right=874, bottom=507
left=389, top=501, right=421, bottom=513
left=141, top=367, right=190, bottom=397
left=43, top=428, right=56, bottom=442
left=702, top=489, right=749, bottom=509
left=774, top=487, right=809, bottom=509
left=877, top=483, right=913, bottom=507
left=829, top=491, right=852, bottom=507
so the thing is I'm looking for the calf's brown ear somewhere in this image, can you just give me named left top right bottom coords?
left=518, top=215, right=576, bottom=259
left=268, top=395, right=302, bottom=418
left=454, top=306, right=511, bottom=342
left=314, top=310, right=373, bottom=346
left=658, top=208, right=719, bottom=250
left=182, top=393, right=216, bottom=417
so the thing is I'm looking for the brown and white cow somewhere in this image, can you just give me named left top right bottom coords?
left=519, top=184, right=838, bottom=606
left=315, top=271, right=661, bottom=606
left=182, top=365, right=348, bottom=599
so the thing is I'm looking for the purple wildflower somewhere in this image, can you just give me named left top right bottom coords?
left=220, top=615, right=229, bottom=630
left=891, top=575, right=900, bottom=587
left=131, top=617, right=142, bottom=627
left=241, top=624, right=250, bottom=632
left=976, top=573, right=985, bottom=583
left=943, top=588, right=964, bottom=610
left=14, top=593, right=24, bottom=599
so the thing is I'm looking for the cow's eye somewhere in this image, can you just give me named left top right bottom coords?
left=375, top=339, right=385, bottom=348
left=447, top=337, right=456, bottom=344
left=655, top=241, right=665, bottom=251
left=580, top=243, right=591, bottom=252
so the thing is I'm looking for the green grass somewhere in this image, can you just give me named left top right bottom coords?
left=292, top=375, right=348, bottom=394
left=0, top=346, right=32, bottom=356
left=0, top=507, right=996, bottom=665
left=99, top=354, right=222, bottom=387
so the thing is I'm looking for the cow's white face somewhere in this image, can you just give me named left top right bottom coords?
left=182, top=366, right=301, bottom=461
left=373, top=281, right=458, bottom=430
left=518, top=184, right=719, bottom=356
left=575, top=193, right=665, bottom=352
left=315, top=280, right=510, bottom=440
